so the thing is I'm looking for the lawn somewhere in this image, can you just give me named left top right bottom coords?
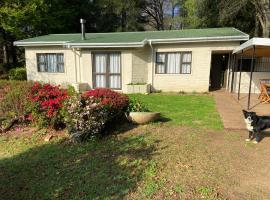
left=1, top=94, right=270, bottom=200
left=129, top=93, right=223, bottom=130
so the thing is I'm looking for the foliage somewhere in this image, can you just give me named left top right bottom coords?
left=0, top=80, right=33, bottom=127
left=8, top=67, right=27, bottom=80
left=63, top=94, right=109, bottom=142
left=28, top=82, right=68, bottom=128
left=127, top=99, right=150, bottom=112
left=84, top=88, right=129, bottom=120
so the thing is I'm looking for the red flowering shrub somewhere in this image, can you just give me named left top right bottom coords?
left=28, top=82, right=68, bottom=128
left=84, top=88, right=129, bottom=111
left=83, top=88, right=129, bottom=128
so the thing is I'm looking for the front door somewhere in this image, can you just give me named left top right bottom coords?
left=92, top=52, right=121, bottom=89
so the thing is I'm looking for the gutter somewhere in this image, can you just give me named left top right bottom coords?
left=14, top=35, right=249, bottom=48
left=14, top=41, right=68, bottom=46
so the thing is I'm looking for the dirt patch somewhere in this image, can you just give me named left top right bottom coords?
left=127, top=124, right=270, bottom=199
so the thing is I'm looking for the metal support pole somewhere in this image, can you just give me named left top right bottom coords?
left=237, top=51, right=243, bottom=100
left=227, top=54, right=231, bottom=90
left=247, top=46, right=256, bottom=110
left=230, top=54, right=236, bottom=93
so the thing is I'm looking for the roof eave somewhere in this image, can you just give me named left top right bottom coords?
left=14, top=41, right=68, bottom=47
left=149, top=36, right=249, bottom=44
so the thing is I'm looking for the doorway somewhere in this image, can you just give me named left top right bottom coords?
left=210, top=53, right=229, bottom=91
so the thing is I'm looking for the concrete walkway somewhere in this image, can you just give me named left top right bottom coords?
left=213, top=90, right=246, bottom=129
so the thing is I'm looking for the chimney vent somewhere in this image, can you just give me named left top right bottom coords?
left=80, top=19, right=86, bottom=40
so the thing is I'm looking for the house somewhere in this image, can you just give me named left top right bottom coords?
left=14, top=27, right=249, bottom=93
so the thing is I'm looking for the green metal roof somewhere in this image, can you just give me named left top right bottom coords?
left=14, top=27, right=249, bottom=47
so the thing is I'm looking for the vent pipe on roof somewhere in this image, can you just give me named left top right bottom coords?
left=80, top=19, right=86, bottom=40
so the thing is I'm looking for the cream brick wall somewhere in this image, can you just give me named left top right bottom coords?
left=151, top=41, right=241, bottom=92
left=25, top=46, right=77, bottom=86
left=131, top=47, right=150, bottom=83
left=231, top=72, right=270, bottom=94
left=24, top=41, right=241, bottom=93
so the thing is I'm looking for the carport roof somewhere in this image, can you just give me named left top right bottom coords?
left=233, top=37, right=270, bottom=57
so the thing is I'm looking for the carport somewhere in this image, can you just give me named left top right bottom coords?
left=231, top=38, right=270, bottom=110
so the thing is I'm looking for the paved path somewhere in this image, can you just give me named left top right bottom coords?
left=213, top=90, right=246, bottom=129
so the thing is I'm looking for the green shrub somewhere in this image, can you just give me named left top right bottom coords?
left=8, top=67, right=27, bottom=80
left=0, top=80, right=34, bottom=125
left=127, top=99, right=149, bottom=112
left=63, top=94, right=109, bottom=142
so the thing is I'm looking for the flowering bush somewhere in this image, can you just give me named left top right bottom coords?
left=63, top=94, right=108, bottom=142
left=84, top=88, right=129, bottom=121
left=28, top=82, right=68, bottom=128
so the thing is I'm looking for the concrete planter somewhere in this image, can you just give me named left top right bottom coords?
left=127, top=112, right=160, bottom=124
left=126, top=84, right=150, bottom=94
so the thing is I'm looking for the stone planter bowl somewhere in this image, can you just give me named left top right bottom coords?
left=127, top=112, right=160, bottom=124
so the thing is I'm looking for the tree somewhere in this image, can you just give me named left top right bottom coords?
left=143, top=0, right=165, bottom=30
left=219, top=0, right=270, bottom=37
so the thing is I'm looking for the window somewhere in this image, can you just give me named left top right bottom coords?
left=37, top=53, right=64, bottom=73
left=156, top=52, right=192, bottom=74
left=93, top=52, right=121, bottom=89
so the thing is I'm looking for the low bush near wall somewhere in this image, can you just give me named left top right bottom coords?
left=28, top=82, right=68, bottom=129
left=84, top=88, right=129, bottom=122
left=63, top=88, right=129, bottom=142
left=8, top=67, right=27, bottom=80
left=0, top=80, right=34, bottom=131
left=63, top=94, right=108, bottom=142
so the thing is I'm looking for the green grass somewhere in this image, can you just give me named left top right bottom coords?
left=129, top=93, right=223, bottom=130
left=0, top=93, right=226, bottom=199
left=0, top=129, right=157, bottom=200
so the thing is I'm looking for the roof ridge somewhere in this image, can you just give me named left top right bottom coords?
left=48, top=27, right=238, bottom=36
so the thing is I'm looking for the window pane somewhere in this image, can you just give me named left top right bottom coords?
left=109, top=53, right=121, bottom=73
left=38, top=54, right=46, bottom=62
left=167, top=53, right=180, bottom=74
left=47, top=54, right=57, bottom=72
left=156, top=64, right=165, bottom=73
left=57, top=54, right=64, bottom=63
left=181, top=64, right=191, bottom=74
left=38, top=63, right=46, bottom=72
left=109, top=75, right=121, bottom=89
left=95, top=54, right=106, bottom=73
left=182, top=53, right=191, bottom=62
left=96, top=75, right=106, bottom=88
left=57, top=64, right=64, bottom=73
left=156, top=53, right=165, bottom=62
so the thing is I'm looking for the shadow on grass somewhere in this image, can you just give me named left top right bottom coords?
left=0, top=128, right=158, bottom=200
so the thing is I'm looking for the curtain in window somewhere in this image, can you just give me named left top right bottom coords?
left=109, top=53, right=120, bottom=73
left=47, top=54, right=57, bottom=72
left=109, top=75, right=121, bottom=88
left=95, top=54, right=106, bottom=73
left=109, top=53, right=121, bottom=88
left=167, top=53, right=180, bottom=74
left=57, top=54, right=64, bottom=73
left=181, top=53, right=192, bottom=74
left=156, top=53, right=165, bottom=73
left=182, top=53, right=191, bottom=63
left=38, top=54, right=46, bottom=72
left=96, top=75, right=106, bottom=88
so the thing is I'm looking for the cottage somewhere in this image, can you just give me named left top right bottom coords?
left=14, top=26, right=249, bottom=93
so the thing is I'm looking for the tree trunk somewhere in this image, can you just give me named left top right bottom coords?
left=2, top=30, right=9, bottom=64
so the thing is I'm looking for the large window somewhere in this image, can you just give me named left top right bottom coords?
left=37, top=53, right=64, bottom=73
left=92, top=52, right=121, bottom=89
left=156, top=52, right=192, bottom=74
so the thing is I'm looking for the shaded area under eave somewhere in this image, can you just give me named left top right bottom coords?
left=232, top=37, right=270, bottom=110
